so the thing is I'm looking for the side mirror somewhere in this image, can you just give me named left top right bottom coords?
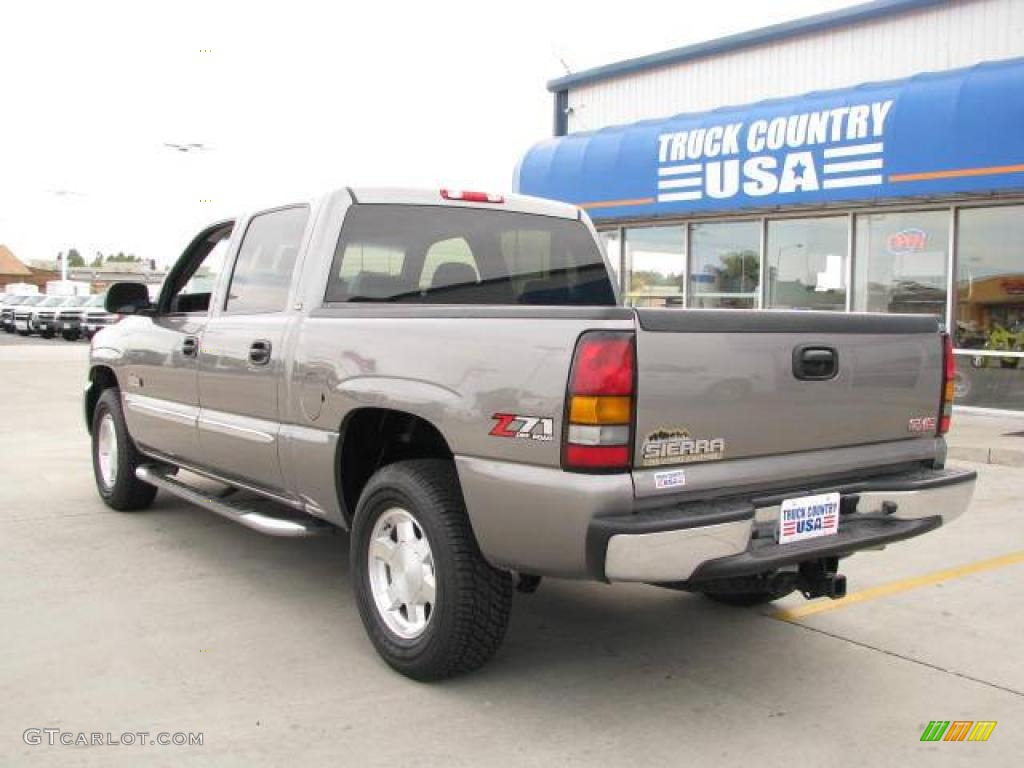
left=106, top=282, right=152, bottom=315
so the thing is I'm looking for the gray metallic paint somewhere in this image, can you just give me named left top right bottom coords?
left=197, top=314, right=293, bottom=492
left=633, top=330, right=943, bottom=464
left=455, top=455, right=635, bottom=577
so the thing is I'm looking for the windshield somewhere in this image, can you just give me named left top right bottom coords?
left=21, top=295, right=44, bottom=307
left=40, top=296, right=64, bottom=307
left=86, top=294, right=106, bottom=307
left=4, top=296, right=28, bottom=306
left=64, top=296, right=90, bottom=307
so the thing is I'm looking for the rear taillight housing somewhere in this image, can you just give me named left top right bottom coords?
left=938, top=332, right=954, bottom=435
left=563, top=331, right=635, bottom=472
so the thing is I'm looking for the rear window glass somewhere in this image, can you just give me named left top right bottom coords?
left=324, top=205, right=615, bottom=306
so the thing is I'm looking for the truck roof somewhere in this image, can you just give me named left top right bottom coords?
left=347, top=187, right=580, bottom=220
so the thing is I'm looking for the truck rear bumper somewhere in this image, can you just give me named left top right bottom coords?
left=592, top=466, right=976, bottom=584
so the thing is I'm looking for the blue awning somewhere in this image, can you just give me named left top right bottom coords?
left=515, top=57, right=1024, bottom=220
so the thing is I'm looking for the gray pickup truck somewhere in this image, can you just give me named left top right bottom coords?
left=85, top=187, right=975, bottom=680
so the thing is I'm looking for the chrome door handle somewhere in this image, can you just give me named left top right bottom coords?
left=249, top=340, right=272, bottom=366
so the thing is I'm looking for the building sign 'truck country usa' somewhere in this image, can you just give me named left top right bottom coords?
left=515, top=58, right=1024, bottom=219
left=655, top=101, right=891, bottom=203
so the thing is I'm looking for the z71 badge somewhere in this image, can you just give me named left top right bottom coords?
left=642, top=428, right=725, bottom=466
left=490, top=413, right=554, bottom=442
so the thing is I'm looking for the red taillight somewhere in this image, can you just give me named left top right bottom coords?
left=571, top=336, right=634, bottom=395
left=440, top=189, right=504, bottom=204
left=939, top=332, right=954, bottom=435
left=565, top=444, right=631, bottom=468
left=563, top=331, right=635, bottom=472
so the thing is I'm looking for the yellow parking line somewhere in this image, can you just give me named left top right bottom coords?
left=773, top=551, right=1024, bottom=622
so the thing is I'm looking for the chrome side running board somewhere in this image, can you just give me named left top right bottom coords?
left=136, top=464, right=335, bottom=538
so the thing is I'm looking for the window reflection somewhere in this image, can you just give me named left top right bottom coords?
left=853, top=211, right=947, bottom=319
left=766, top=217, right=847, bottom=311
left=599, top=230, right=622, bottom=288
left=689, top=221, right=760, bottom=309
left=956, top=205, right=1024, bottom=353
left=623, top=226, right=685, bottom=307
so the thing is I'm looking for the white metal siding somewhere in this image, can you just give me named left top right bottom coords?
left=567, top=0, right=1024, bottom=133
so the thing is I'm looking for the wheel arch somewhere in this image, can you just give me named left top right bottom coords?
left=84, top=365, right=120, bottom=431
left=335, top=407, right=455, bottom=526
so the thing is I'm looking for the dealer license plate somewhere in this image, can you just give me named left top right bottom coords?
left=778, top=492, right=841, bottom=545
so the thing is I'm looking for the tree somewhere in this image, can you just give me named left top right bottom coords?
left=712, top=250, right=760, bottom=292
left=66, top=248, right=85, bottom=267
left=91, top=252, right=104, bottom=267
left=106, top=252, right=141, bottom=263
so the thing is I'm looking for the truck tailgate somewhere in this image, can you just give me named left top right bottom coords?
left=633, top=309, right=943, bottom=467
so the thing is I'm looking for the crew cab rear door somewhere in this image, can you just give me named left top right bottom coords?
left=196, top=205, right=310, bottom=495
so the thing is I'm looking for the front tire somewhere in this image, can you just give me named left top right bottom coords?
left=351, top=460, right=513, bottom=681
left=91, top=388, right=157, bottom=511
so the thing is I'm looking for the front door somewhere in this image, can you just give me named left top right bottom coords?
left=196, top=205, right=310, bottom=494
left=121, top=222, right=234, bottom=463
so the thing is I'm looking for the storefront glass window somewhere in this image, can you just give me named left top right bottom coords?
left=599, top=230, right=622, bottom=289
left=688, top=221, right=760, bottom=308
left=952, top=205, right=1024, bottom=411
left=765, top=217, right=848, bottom=311
left=623, top=226, right=685, bottom=307
left=853, top=211, right=948, bottom=319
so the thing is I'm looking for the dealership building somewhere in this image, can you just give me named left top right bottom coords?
left=517, top=0, right=1024, bottom=412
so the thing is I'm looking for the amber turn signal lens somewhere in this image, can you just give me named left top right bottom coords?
left=569, top=395, right=632, bottom=425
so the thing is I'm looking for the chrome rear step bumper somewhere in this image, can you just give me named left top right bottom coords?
left=136, top=464, right=336, bottom=538
left=591, top=466, right=976, bottom=583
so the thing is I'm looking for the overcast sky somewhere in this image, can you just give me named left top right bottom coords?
left=0, top=0, right=855, bottom=267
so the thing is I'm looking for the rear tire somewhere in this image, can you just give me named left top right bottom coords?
left=351, top=459, right=513, bottom=681
left=91, top=388, right=157, bottom=511
left=700, top=577, right=795, bottom=606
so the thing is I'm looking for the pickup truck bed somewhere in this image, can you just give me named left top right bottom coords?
left=84, top=186, right=975, bottom=679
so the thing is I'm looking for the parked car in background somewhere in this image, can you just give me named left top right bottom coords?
left=55, top=295, right=95, bottom=341
left=7, top=295, right=46, bottom=334
left=33, top=296, right=88, bottom=339
left=0, top=294, right=22, bottom=315
left=82, top=294, right=117, bottom=339
left=1, top=295, right=36, bottom=332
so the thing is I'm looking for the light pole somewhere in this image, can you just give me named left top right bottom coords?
left=50, top=189, right=87, bottom=287
left=772, top=243, right=804, bottom=306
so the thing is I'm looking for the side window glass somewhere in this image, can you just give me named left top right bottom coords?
left=225, top=206, right=309, bottom=314
left=167, top=227, right=233, bottom=314
left=183, top=238, right=229, bottom=296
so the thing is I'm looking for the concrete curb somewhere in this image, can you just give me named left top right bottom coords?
left=948, top=445, right=1024, bottom=468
